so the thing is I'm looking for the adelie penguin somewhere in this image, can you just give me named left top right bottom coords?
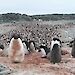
left=50, top=37, right=61, bottom=51
left=22, top=40, right=36, bottom=53
left=48, top=37, right=61, bottom=64
left=37, top=44, right=50, bottom=58
left=0, top=44, right=4, bottom=51
left=68, top=40, right=74, bottom=47
left=29, top=40, right=36, bottom=52
left=71, top=38, right=75, bottom=58
left=8, top=33, right=25, bottom=63
left=0, top=44, right=4, bottom=56
left=22, top=40, right=29, bottom=55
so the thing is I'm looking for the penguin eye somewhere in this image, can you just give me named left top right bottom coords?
left=38, top=49, right=41, bottom=52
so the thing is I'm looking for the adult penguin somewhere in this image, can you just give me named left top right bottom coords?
left=37, top=44, right=50, bottom=58
left=29, top=40, right=36, bottom=52
left=71, top=38, right=75, bottom=58
left=22, top=40, right=29, bottom=55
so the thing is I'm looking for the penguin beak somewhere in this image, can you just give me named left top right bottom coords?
left=38, top=49, right=41, bottom=52
left=36, top=49, right=41, bottom=52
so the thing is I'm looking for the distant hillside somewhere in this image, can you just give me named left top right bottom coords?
left=0, top=13, right=32, bottom=23
left=0, top=13, right=75, bottom=23
left=30, top=14, right=75, bottom=21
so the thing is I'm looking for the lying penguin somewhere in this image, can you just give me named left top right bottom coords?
left=47, top=37, right=61, bottom=64
left=37, top=44, right=50, bottom=58
left=8, top=33, right=25, bottom=63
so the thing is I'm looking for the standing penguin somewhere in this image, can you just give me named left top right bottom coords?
left=71, top=38, right=75, bottom=58
left=50, top=43, right=61, bottom=64
left=29, top=40, right=36, bottom=52
left=8, top=33, right=25, bottom=63
left=22, top=40, right=29, bottom=55
left=48, top=37, right=61, bottom=64
left=22, top=40, right=29, bottom=50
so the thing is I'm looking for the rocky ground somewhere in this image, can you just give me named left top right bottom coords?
left=0, top=20, right=75, bottom=75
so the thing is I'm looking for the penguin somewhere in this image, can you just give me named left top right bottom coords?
left=47, top=37, right=61, bottom=64
left=8, top=33, right=25, bottom=63
left=0, top=44, right=4, bottom=51
left=0, top=44, right=4, bottom=56
left=29, top=40, right=36, bottom=52
left=68, top=40, right=73, bottom=47
left=22, top=40, right=29, bottom=50
left=50, top=37, right=61, bottom=51
left=22, top=40, right=29, bottom=55
left=71, top=38, right=75, bottom=58
left=50, top=43, right=61, bottom=64
left=2, top=40, right=10, bottom=57
left=37, top=44, right=50, bottom=58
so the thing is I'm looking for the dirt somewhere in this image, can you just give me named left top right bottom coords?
left=0, top=47, right=75, bottom=75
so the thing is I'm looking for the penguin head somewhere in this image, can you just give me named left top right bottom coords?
left=52, top=44, right=59, bottom=50
left=50, top=37, right=61, bottom=51
left=29, top=41, right=35, bottom=46
left=53, top=37, right=61, bottom=44
left=11, top=33, right=21, bottom=39
left=0, top=44, right=4, bottom=50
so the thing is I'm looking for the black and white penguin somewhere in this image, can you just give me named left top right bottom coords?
left=48, top=37, right=61, bottom=64
left=0, top=44, right=4, bottom=56
left=0, top=44, right=4, bottom=51
left=29, top=40, right=36, bottom=52
left=22, top=40, right=29, bottom=55
left=50, top=37, right=61, bottom=51
left=8, top=33, right=25, bottom=63
left=68, top=40, right=73, bottom=47
left=71, top=38, right=75, bottom=58
left=0, top=44, right=4, bottom=55
left=23, top=40, right=29, bottom=50
left=37, top=44, right=50, bottom=58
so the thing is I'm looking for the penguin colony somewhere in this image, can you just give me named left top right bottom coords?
left=0, top=30, right=75, bottom=64
left=1, top=32, right=75, bottom=64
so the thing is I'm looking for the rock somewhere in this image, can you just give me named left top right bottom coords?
left=0, top=64, right=13, bottom=75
